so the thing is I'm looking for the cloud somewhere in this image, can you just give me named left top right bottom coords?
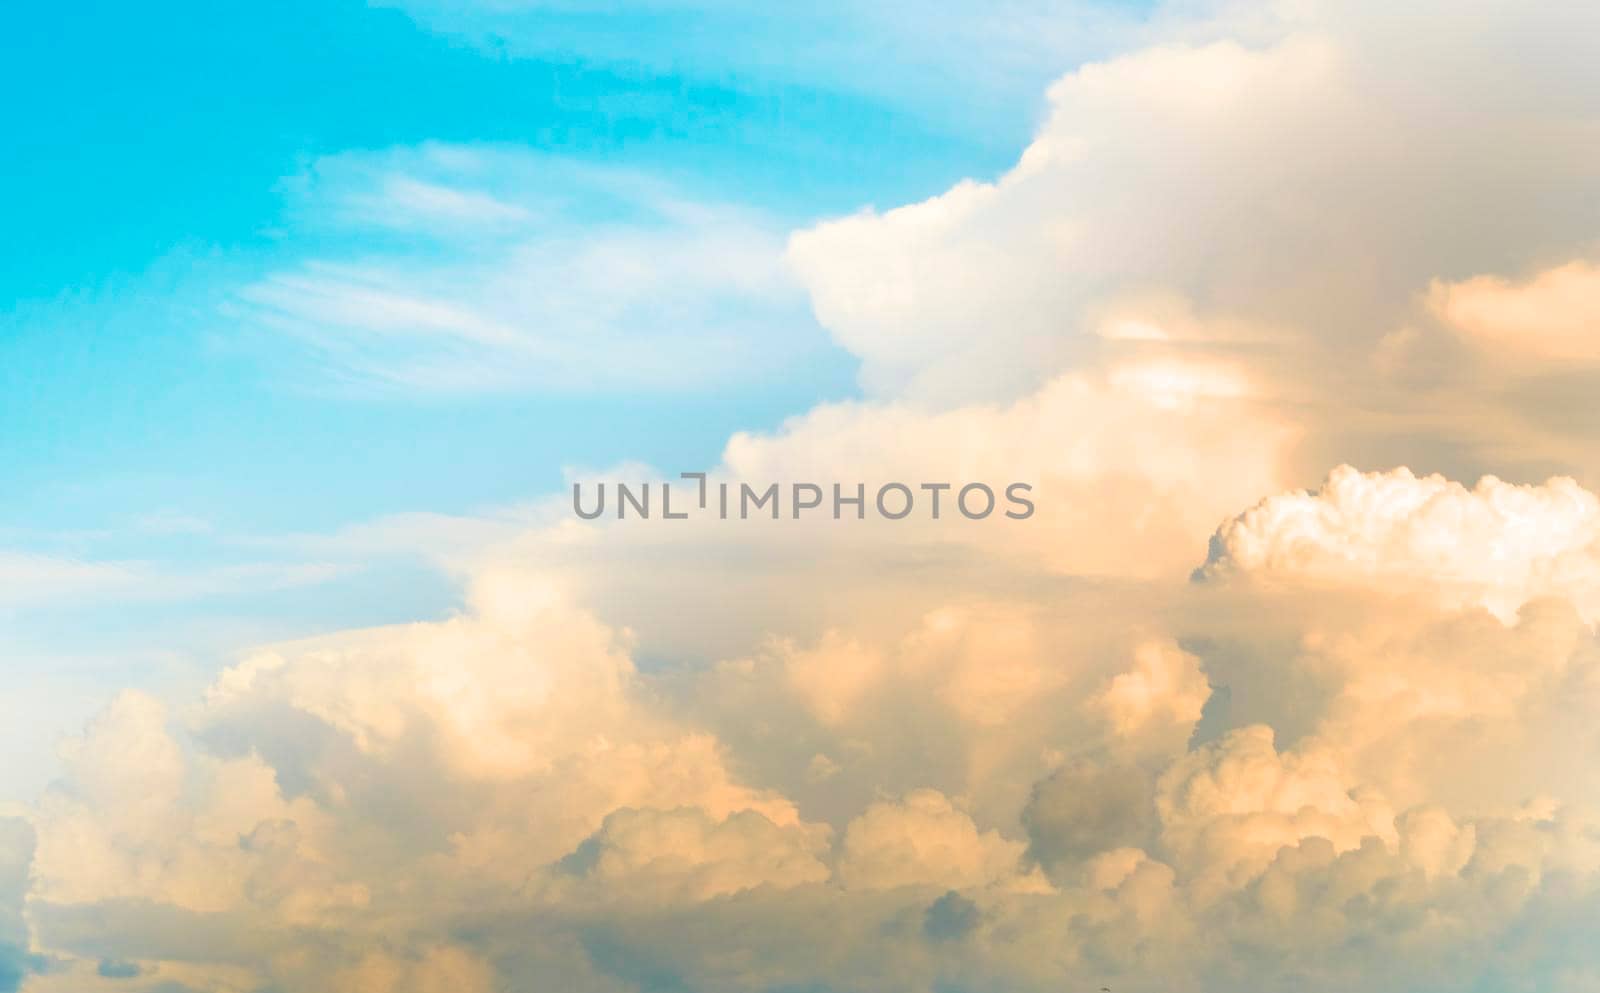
left=836, top=790, right=1036, bottom=892
left=0, top=554, right=144, bottom=607
left=1091, top=639, right=1210, bottom=743
left=0, top=818, right=41, bottom=992
left=0, top=551, right=343, bottom=609
left=17, top=1, right=1600, bottom=991
left=18, top=498, right=1600, bottom=991
left=239, top=146, right=838, bottom=394
left=1200, top=464, right=1600, bottom=622
left=1430, top=260, right=1600, bottom=365
left=361, top=177, right=534, bottom=229
left=329, top=946, right=495, bottom=993
left=1155, top=725, right=1397, bottom=897
left=550, top=807, right=831, bottom=902
left=378, top=0, right=1134, bottom=134
left=785, top=0, right=1600, bottom=488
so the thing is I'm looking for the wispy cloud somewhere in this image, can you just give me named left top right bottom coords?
left=239, top=146, right=840, bottom=394
left=380, top=0, right=1141, bottom=132
left=0, top=551, right=344, bottom=609
left=364, top=176, right=534, bottom=229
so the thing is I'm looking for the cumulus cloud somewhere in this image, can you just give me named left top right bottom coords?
left=556, top=806, right=830, bottom=902
left=1155, top=725, right=1397, bottom=897
left=1092, top=639, right=1210, bottom=743
left=1200, top=464, right=1600, bottom=622
left=786, top=0, right=1600, bottom=489
left=836, top=790, right=1037, bottom=893
left=17, top=492, right=1600, bottom=991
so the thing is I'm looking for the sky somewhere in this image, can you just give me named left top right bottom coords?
left=6, top=1, right=1600, bottom=992
left=1, top=0, right=1110, bottom=795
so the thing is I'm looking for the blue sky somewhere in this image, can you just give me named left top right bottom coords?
left=0, top=0, right=1136, bottom=798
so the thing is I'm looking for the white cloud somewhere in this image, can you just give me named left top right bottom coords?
left=1200, top=464, right=1600, bottom=623
left=785, top=1, right=1600, bottom=501
left=0, top=551, right=343, bottom=608
left=240, top=147, right=836, bottom=394
left=379, top=0, right=1134, bottom=137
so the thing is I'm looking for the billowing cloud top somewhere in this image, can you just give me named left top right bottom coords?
left=1201, top=465, right=1600, bottom=622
